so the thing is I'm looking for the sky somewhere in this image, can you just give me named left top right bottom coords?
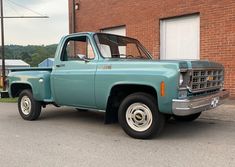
left=1, top=0, right=68, bottom=45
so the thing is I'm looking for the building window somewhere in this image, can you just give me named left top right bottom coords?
left=160, top=14, right=200, bottom=60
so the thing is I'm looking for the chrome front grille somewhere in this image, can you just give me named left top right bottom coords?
left=190, top=69, right=224, bottom=92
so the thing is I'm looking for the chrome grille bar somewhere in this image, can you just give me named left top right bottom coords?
left=190, top=68, right=224, bottom=92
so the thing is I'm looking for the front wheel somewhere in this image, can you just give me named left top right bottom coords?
left=173, top=112, right=201, bottom=122
left=118, top=93, right=165, bottom=139
left=18, top=89, right=41, bottom=120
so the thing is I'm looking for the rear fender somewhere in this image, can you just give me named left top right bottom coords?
left=9, top=71, right=52, bottom=101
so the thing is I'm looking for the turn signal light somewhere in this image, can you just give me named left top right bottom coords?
left=160, top=81, right=165, bottom=96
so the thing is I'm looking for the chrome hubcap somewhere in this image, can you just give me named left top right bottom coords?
left=21, top=96, right=32, bottom=115
left=126, top=103, right=153, bottom=132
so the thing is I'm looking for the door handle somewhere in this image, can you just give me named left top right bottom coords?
left=56, top=64, right=65, bottom=68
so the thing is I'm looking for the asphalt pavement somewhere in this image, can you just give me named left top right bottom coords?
left=0, top=100, right=234, bottom=167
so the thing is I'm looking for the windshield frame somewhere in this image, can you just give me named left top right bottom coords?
left=93, top=33, right=153, bottom=60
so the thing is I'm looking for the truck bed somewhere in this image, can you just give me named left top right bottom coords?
left=9, top=67, right=53, bottom=72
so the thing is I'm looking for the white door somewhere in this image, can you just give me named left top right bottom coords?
left=101, top=26, right=126, bottom=56
left=101, top=26, right=126, bottom=36
left=160, top=15, right=200, bottom=60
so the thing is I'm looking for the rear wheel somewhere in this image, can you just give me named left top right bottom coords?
left=118, top=92, right=165, bottom=139
left=173, top=112, right=201, bottom=122
left=18, top=89, right=41, bottom=120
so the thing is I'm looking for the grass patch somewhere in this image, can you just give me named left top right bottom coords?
left=0, top=98, right=18, bottom=103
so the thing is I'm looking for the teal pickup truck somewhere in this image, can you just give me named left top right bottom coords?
left=7, top=32, right=229, bottom=139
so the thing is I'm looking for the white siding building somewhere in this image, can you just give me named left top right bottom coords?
left=0, top=59, right=30, bottom=76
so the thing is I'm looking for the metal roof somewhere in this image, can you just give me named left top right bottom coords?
left=0, top=59, right=30, bottom=67
left=48, top=58, right=55, bottom=61
left=38, top=58, right=54, bottom=67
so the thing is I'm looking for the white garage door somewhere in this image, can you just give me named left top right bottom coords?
left=101, top=26, right=126, bottom=57
left=160, top=15, right=200, bottom=60
left=101, top=26, right=126, bottom=36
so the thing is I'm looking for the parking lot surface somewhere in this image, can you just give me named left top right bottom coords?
left=0, top=101, right=234, bottom=167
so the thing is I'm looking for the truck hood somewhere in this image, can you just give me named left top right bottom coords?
left=160, top=60, right=224, bottom=69
left=104, top=59, right=224, bottom=69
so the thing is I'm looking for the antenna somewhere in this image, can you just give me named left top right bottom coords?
left=0, top=0, right=49, bottom=91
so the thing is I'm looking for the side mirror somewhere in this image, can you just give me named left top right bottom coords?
left=77, top=54, right=90, bottom=62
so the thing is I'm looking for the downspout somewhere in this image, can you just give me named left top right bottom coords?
left=72, top=0, right=76, bottom=55
left=72, top=0, right=76, bottom=33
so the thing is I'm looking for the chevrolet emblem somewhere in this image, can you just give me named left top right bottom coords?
left=207, top=76, right=214, bottom=81
left=100, top=65, right=112, bottom=70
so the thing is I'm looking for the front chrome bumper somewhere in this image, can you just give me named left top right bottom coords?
left=172, top=90, right=229, bottom=116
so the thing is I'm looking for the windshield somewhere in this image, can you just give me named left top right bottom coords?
left=94, top=33, right=152, bottom=60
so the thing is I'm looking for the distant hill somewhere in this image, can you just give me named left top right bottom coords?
left=5, top=44, right=58, bottom=67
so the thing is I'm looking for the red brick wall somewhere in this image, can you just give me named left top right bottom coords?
left=68, top=0, right=235, bottom=97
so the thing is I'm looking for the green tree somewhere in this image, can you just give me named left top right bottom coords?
left=20, top=52, right=32, bottom=64
left=5, top=44, right=58, bottom=67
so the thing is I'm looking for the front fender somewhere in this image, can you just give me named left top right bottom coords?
left=96, top=74, right=178, bottom=114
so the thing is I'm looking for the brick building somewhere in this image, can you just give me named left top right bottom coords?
left=68, top=0, right=235, bottom=97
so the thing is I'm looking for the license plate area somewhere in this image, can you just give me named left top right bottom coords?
left=211, top=97, right=220, bottom=108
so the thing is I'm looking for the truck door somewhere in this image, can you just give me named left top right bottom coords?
left=51, top=35, right=97, bottom=108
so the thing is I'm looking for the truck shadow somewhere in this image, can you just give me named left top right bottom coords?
left=159, top=118, right=218, bottom=140
left=39, top=105, right=226, bottom=140
left=40, top=106, right=105, bottom=124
